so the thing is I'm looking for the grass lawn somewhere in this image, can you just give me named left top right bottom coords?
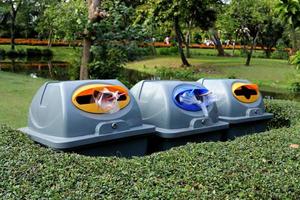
left=127, top=55, right=299, bottom=90
left=0, top=72, right=48, bottom=128
left=1, top=45, right=299, bottom=90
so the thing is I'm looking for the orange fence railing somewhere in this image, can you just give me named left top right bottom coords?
left=0, top=38, right=290, bottom=52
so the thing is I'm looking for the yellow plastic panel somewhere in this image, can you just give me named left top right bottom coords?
left=72, top=84, right=130, bottom=113
left=232, top=83, right=259, bottom=103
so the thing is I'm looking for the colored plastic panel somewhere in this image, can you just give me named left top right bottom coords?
left=72, top=84, right=130, bottom=113
left=173, top=86, right=210, bottom=111
left=232, top=83, right=259, bottom=103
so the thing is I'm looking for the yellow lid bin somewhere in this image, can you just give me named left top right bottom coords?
left=198, top=78, right=273, bottom=140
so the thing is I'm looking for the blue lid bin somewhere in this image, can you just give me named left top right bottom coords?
left=130, top=80, right=229, bottom=152
left=19, top=80, right=155, bottom=157
left=198, top=78, right=273, bottom=140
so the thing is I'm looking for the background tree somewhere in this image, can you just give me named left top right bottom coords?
left=259, top=18, right=284, bottom=58
left=139, top=0, right=218, bottom=67
left=36, top=0, right=87, bottom=47
left=80, top=0, right=106, bottom=80
left=209, top=1, right=229, bottom=56
left=0, top=0, right=24, bottom=50
left=89, top=0, right=147, bottom=79
left=276, top=0, right=300, bottom=53
left=227, top=0, right=267, bottom=66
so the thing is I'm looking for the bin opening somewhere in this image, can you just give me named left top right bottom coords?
left=173, top=87, right=213, bottom=113
left=75, top=92, right=127, bottom=105
left=72, top=84, right=130, bottom=114
left=232, top=83, right=259, bottom=103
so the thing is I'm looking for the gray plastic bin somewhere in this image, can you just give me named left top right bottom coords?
left=19, top=80, right=155, bottom=157
left=198, top=78, right=273, bottom=140
left=131, top=80, right=229, bottom=152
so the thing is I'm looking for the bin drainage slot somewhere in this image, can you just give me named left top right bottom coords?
left=234, top=86, right=257, bottom=99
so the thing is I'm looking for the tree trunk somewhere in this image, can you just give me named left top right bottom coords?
left=245, top=32, right=259, bottom=66
left=211, top=29, right=224, bottom=56
left=48, top=30, right=53, bottom=48
left=48, top=60, right=53, bottom=79
left=80, top=0, right=102, bottom=80
left=80, top=36, right=91, bottom=80
left=245, top=48, right=253, bottom=66
left=10, top=7, right=16, bottom=51
left=233, top=35, right=237, bottom=55
left=185, top=31, right=191, bottom=58
left=265, top=48, right=272, bottom=58
left=185, top=21, right=191, bottom=58
left=174, top=16, right=190, bottom=67
left=291, top=24, right=297, bottom=54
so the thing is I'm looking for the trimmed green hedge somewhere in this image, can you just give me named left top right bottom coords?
left=0, top=100, right=300, bottom=199
left=265, top=99, right=300, bottom=129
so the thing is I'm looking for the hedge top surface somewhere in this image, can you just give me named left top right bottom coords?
left=1, top=99, right=300, bottom=199
left=1, top=121, right=300, bottom=199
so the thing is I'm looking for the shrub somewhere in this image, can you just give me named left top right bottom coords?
left=89, top=45, right=125, bottom=79
left=6, top=50, right=19, bottom=58
left=264, top=99, right=300, bottom=129
left=227, top=74, right=237, bottom=79
left=26, top=48, right=42, bottom=61
left=17, top=49, right=26, bottom=58
left=271, top=40, right=289, bottom=60
left=157, top=47, right=178, bottom=56
left=193, top=32, right=202, bottom=44
left=41, top=49, right=53, bottom=59
left=125, top=43, right=153, bottom=61
left=0, top=48, right=5, bottom=58
left=1, top=119, right=300, bottom=198
left=270, top=50, right=289, bottom=60
left=290, top=82, right=300, bottom=92
left=290, top=50, right=300, bottom=70
left=26, top=48, right=42, bottom=57
left=155, top=67, right=197, bottom=80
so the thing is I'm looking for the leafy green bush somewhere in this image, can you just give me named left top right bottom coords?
left=155, top=67, right=198, bottom=80
left=89, top=45, right=125, bottom=79
left=126, top=43, right=154, bottom=61
left=6, top=50, right=19, bottom=58
left=0, top=48, right=6, bottom=58
left=290, top=50, right=300, bottom=70
left=88, top=0, right=149, bottom=79
left=290, top=82, right=300, bottom=92
left=157, top=47, right=178, bottom=56
left=26, top=48, right=42, bottom=57
left=227, top=74, right=237, bottom=79
left=193, top=32, right=202, bottom=44
left=270, top=50, right=289, bottom=60
left=264, top=99, right=300, bottom=129
left=1, top=119, right=300, bottom=199
left=41, top=49, right=54, bottom=59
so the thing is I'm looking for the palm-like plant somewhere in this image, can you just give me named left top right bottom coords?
left=276, top=0, right=300, bottom=52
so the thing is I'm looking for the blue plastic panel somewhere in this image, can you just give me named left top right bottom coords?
left=173, top=85, right=209, bottom=111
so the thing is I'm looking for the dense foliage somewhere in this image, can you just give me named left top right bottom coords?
left=0, top=100, right=299, bottom=199
left=88, top=0, right=150, bottom=79
left=265, top=99, right=300, bottom=128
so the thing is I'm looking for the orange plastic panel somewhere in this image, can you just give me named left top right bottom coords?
left=72, top=84, right=130, bottom=113
left=232, top=83, right=260, bottom=103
